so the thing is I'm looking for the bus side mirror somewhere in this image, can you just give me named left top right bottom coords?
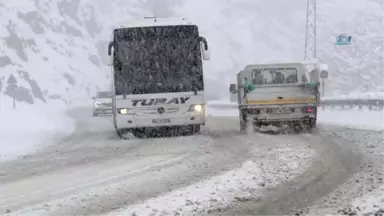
left=199, top=36, right=210, bottom=60
left=108, top=41, right=113, bottom=66
left=202, top=49, right=210, bottom=61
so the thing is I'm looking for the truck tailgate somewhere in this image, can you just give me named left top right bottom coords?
left=245, top=86, right=316, bottom=105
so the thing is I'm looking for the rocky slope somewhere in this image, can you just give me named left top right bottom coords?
left=0, top=0, right=382, bottom=108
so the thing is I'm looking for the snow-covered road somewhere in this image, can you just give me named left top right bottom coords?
left=0, top=108, right=312, bottom=215
left=0, top=107, right=382, bottom=215
left=304, top=126, right=384, bottom=216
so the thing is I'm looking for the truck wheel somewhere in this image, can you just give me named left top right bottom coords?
left=292, top=124, right=302, bottom=134
left=310, top=119, right=317, bottom=128
left=116, top=129, right=125, bottom=139
left=307, top=119, right=317, bottom=133
left=239, top=111, right=248, bottom=133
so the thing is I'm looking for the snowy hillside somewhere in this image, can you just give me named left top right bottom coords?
left=0, top=0, right=382, bottom=108
left=174, top=0, right=383, bottom=95
left=316, top=0, right=384, bottom=95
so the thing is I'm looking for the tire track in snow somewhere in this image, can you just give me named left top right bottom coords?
left=217, top=127, right=363, bottom=215
left=106, top=138, right=316, bottom=216
left=1, top=153, right=189, bottom=214
left=3, top=109, right=361, bottom=216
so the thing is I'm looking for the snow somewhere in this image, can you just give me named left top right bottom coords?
left=206, top=107, right=238, bottom=117
left=0, top=97, right=75, bottom=162
left=318, top=108, right=384, bottom=131
left=0, top=0, right=382, bottom=211
left=205, top=101, right=384, bottom=216
left=208, top=99, right=235, bottom=105
left=322, top=92, right=384, bottom=100
left=0, top=0, right=382, bottom=105
left=3, top=153, right=190, bottom=216
left=347, top=184, right=384, bottom=216
left=108, top=143, right=315, bottom=215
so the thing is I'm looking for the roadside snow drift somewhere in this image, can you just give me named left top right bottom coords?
left=108, top=143, right=315, bottom=215
left=0, top=97, right=75, bottom=161
left=304, top=125, right=384, bottom=216
left=344, top=184, right=384, bottom=216
left=317, top=108, right=384, bottom=131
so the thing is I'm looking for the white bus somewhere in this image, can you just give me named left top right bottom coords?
left=107, top=17, right=210, bottom=138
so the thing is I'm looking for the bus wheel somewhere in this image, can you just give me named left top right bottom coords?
left=190, top=125, right=201, bottom=134
left=194, top=125, right=201, bottom=133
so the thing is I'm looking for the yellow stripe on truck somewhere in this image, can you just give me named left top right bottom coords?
left=247, top=98, right=317, bottom=105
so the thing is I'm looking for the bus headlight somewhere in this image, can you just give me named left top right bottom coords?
left=94, top=102, right=102, bottom=107
left=188, top=104, right=204, bottom=112
left=118, top=108, right=134, bottom=115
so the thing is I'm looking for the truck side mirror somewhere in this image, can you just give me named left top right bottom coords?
left=108, top=41, right=114, bottom=66
left=317, top=63, right=329, bottom=79
left=199, top=36, right=210, bottom=60
left=320, top=70, right=328, bottom=79
left=229, top=83, right=237, bottom=93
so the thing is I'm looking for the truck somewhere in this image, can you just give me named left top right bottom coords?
left=228, top=61, right=328, bottom=133
left=107, top=17, right=210, bottom=138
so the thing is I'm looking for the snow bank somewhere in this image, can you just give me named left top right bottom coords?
left=323, top=92, right=384, bottom=100
left=206, top=100, right=238, bottom=117
left=208, top=99, right=234, bottom=105
left=206, top=106, right=238, bottom=117
left=108, top=144, right=315, bottom=215
left=67, top=96, right=94, bottom=109
left=345, top=184, right=384, bottom=216
left=318, top=108, right=384, bottom=131
left=0, top=97, right=75, bottom=161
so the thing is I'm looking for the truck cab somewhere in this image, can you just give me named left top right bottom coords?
left=229, top=62, right=328, bottom=132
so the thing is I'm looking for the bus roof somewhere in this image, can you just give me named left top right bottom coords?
left=116, top=17, right=194, bottom=29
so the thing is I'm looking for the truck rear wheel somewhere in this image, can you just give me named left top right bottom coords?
left=310, top=119, right=317, bottom=128
left=116, top=129, right=125, bottom=138
left=307, top=119, right=317, bottom=133
left=239, top=110, right=248, bottom=133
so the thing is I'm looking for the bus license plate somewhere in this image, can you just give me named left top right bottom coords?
left=152, top=119, right=171, bottom=124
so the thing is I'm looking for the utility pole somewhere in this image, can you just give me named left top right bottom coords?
left=304, top=0, right=317, bottom=61
left=304, top=0, right=326, bottom=97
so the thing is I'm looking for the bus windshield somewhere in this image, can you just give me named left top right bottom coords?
left=113, top=25, right=204, bottom=95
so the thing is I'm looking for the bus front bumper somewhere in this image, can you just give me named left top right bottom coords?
left=116, top=113, right=206, bottom=129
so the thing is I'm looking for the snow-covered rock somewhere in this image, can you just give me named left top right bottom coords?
left=0, top=0, right=382, bottom=109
